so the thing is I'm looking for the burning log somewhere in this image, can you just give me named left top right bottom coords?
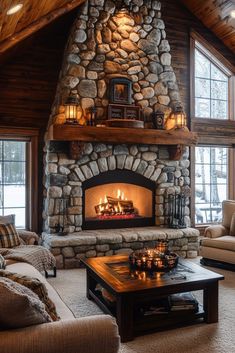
left=95, top=195, right=136, bottom=216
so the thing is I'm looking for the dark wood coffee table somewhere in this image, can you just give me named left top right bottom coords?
left=82, top=255, right=224, bottom=342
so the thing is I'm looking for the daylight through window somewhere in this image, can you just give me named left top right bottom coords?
left=195, top=46, right=229, bottom=119
left=0, top=140, right=26, bottom=228
left=195, top=146, right=228, bottom=224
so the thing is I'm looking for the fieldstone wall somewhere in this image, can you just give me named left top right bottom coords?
left=49, top=0, right=181, bottom=126
left=43, top=141, right=191, bottom=234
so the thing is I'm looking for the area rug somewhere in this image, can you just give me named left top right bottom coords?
left=48, top=261, right=235, bottom=353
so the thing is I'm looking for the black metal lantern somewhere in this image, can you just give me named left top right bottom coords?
left=89, top=106, right=97, bottom=126
left=152, top=110, right=165, bottom=129
left=64, top=94, right=79, bottom=124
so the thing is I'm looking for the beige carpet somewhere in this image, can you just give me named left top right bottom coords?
left=48, top=260, right=235, bottom=353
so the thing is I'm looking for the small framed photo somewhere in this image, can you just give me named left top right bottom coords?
left=110, top=78, right=132, bottom=105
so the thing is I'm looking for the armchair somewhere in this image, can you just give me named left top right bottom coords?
left=200, top=200, right=235, bottom=268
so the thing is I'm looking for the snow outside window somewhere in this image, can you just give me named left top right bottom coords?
left=0, top=140, right=26, bottom=228
left=195, top=146, right=228, bottom=224
left=194, top=46, right=229, bottom=120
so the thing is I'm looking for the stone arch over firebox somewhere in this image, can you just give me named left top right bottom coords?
left=44, top=141, right=190, bottom=234
left=82, top=169, right=156, bottom=229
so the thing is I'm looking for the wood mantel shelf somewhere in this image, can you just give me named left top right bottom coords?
left=47, top=124, right=198, bottom=146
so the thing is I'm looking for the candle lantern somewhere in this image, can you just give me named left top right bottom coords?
left=64, top=94, right=80, bottom=124
left=156, top=240, right=168, bottom=254
left=165, top=105, right=188, bottom=130
left=173, top=105, right=187, bottom=129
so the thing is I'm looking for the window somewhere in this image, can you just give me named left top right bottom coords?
left=195, top=46, right=229, bottom=119
left=191, top=33, right=235, bottom=226
left=0, top=141, right=26, bottom=228
left=0, top=128, right=38, bottom=231
left=195, top=146, right=228, bottom=224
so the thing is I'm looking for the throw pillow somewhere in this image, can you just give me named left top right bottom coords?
left=230, top=213, right=235, bottom=236
left=0, top=255, right=6, bottom=269
left=0, top=270, right=60, bottom=321
left=0, top=223, right=21, bottom=248
left=0, top=214, right=15, bottom=225
left=0, top=277, right=52, bottom=329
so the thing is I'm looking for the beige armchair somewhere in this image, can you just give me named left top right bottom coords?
left=200, top=200, right=235, bottom=268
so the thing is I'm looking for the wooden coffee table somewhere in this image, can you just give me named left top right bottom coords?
left=82, top=255, right=224, bottom=342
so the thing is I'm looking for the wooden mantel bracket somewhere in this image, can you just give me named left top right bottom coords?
left=69, top=141, right=85, bottom=160
left=168, top=145, right=184, bottom=161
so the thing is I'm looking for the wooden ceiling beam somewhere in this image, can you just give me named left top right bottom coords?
left=0, top=0, right=85, bottom=54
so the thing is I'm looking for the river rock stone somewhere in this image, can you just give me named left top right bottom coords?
left=120, top=40, right=138, bottom=53
left=102, top=27, right=112, bottom=43
left=77, top=80, right=97, bottom=98
left=142, top=87, right=154, bottom=99
left=160, top=52, right=171, bottom=66
left=75, top=29, right=87, bottom=43
left=154, top=81, right=168, bottom=95
left=104, top=61, right=121, bottom=73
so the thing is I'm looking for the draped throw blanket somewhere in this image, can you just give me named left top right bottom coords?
left=0, top=245, right=56, bottom=273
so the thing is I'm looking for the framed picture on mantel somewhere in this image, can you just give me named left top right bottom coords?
left=110, top=77, right=132, bottom=105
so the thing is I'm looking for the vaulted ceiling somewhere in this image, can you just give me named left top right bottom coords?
left=0, top=0, right=235, bottom=54
left=0, top=0, right=85, bottom=54
left=180, top=0, right=235, bottom=54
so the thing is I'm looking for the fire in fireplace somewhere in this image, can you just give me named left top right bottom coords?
left=95, top=188, right=139, bottom=220
left=82, top=171, right=155, bottom=230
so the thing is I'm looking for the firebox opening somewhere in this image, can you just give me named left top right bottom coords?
left=82, top=170, right=155, bottom=230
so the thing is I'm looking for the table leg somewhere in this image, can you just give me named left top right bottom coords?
left=86, top=271, right=97, bottom=300
left=116, top=295, right=134, bottom=342
left=203, top=281, right=219, bottom=323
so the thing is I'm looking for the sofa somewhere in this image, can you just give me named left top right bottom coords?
left=0, top=259, right=120, bottom=353
left=200, top=200, right=235, bottom=267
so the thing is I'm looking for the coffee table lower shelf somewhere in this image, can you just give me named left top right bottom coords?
left=88, top=288, right=205, bottom=337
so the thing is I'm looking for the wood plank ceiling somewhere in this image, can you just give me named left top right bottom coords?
left=180, top=0, right=235, bottom=54
left=0, top=0, right=85, bottom=53
left=0, top=0, right=235, bottom=54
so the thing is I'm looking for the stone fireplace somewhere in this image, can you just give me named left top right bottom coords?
left=42, top=0, right=199, bottom=268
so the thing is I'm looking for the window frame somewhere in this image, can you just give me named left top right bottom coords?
left=190, top=31, right=235, bottom=228
left=0, top=127, right=38, bottom=231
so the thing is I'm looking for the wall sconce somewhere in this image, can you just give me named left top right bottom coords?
left=165, top=105, right=188, bottom=131
left=64, top=94, right=79, bottom=124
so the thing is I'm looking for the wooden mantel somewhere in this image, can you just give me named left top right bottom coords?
left=48, top=124, right=197, bottom=145
left=47, top=124, right=198, bottom=160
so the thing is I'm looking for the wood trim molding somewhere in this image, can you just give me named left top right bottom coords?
left=190, top=30, right=235, bottom=74
left=0, top=0, right=85, bottom=54
left=192, top=118, right=235, bottom=146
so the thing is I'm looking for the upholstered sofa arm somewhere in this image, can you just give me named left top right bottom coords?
left=17, top=230, right=39, bottom=245
left=204, top=225, right=228, bottom=238
left=0, top=315, right=120, bottom=353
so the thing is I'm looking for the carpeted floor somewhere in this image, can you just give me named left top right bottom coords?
left=48, top=259, right=235, bottom=353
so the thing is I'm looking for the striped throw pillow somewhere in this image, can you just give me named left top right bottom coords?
left=0, top=223, right=21, bottom=248
left=0, top=270, right=60, bottom=321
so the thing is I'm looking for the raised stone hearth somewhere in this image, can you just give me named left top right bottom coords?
left=42, top=227, right=199, bottom=269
